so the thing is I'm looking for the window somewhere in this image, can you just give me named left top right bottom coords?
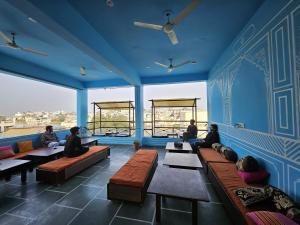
left=0, top=72, right=76, bottom=139
left=143, top=82, right=208, bottom=137
left=88, top=87, right=135, bottom=136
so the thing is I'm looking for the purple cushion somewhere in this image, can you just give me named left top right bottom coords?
left=238, top=169, right=269, bottom=184
left=0, top=145, right=12, bottom=151
left=0, top=145, right=15, bottom=159
left=247, top=211, right=298, bottom=225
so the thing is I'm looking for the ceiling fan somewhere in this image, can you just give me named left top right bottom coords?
left=133, top=0, right=201, bottom=45
left=155, top=58, right=196, bottom=73
left=80, top=66, right=86, bottom=76
left=0, top=31, right=48, bottom=56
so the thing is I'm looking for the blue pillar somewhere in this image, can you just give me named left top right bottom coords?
left=135, top=85, right=144, bottom=144
left=77, top=89, right=88, bottom=127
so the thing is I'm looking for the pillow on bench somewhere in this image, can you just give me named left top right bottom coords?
left=0, top=145, right=15, bottom=159
left=17, top=140, right=34, bottom=153
left=238, top=170, right=269, bottom=184
left=247, top=211, right=298, bottom=225
left=235, top=186, right=271, bottom=207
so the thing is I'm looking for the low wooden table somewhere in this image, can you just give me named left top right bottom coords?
left=0, top=159, right=30, bottom=184
left=26, top=146, right=64, bottom=164
left=163, top=152, right=202, bottom=170
left=81, top=136, right=99, bottom=146
left=165, top=142, right=193, bottom=153
left=148, top=166, right=209, bottom=225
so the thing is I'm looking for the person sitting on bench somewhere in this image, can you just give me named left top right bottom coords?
left=64, top=126, right=89, bottom=157
left=195, top=124, right=220, bottom=149
left=41, top=125, right=66, bottom=147
left=183, top=119, right=198, bottom=141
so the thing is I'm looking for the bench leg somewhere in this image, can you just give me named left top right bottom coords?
left=156, top=194, right=161, bottom=223
left=192, top=200, right=198, bottom=225
left=21, top=169, right=27, bottom=185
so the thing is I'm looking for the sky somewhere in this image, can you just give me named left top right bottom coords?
left=0, top=72, right=207, bottom=116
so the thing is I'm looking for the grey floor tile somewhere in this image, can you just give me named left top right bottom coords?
left=83, top=171, right=114, bottom=187
left=8, top=191, right=65, bottom=218
left=69, top=198, right=121, bottom=225
left=48, top=176, right=87, bottom=193
left=155, top=208, right=192, bottom=225
left=29, top=205, right=79, bottom=225
left=95, top=186, right=107, bottom=199
left=8, top=183, right=49, bottom=200
left=197, top=202, right=233, bottom=225
left=111, top=217, right=150, bottom=225
left=161, top=197, right=192, bottom=212
left=0, top=197, right=24, bottom=214
left=117, top=194, right=155, bottom=222
left=0, top=184, right=22, bottom=197
left=56, top=185, right=100, bottom=209
left=0, top=214, right=32, bottom=225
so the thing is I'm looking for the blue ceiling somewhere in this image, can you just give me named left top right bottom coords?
left=0, top=0, right=264, bottom=87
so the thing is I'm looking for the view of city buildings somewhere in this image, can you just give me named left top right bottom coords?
left=0, top=111, right=77, bottom=139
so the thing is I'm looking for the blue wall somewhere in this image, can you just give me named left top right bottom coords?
left=208, top=0, right=300, bottom=202
left=0, top=130, right=69, bottom=153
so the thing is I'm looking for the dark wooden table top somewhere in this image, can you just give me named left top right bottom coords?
left=0, top=159, right=30, bottom=171
left=26, top=146, right=64, bottom=157
left=148, top=166, right=209, bottom=201
left=163, top=152, right=202, bottom=168
left=81, top=136, right=99, bottom=145
left=165, top=142, right=193, bottom=152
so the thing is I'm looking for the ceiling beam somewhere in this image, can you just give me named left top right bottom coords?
left=6, top=0, right=141, bottom=85
left=141, top=72, right=208, bottom=85
left=0, top=52, right=84, bottom=89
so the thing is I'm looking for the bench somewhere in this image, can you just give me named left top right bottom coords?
left=198, top=148, right=232, bottom=173
left=36, top=146, right=110, bottom=185
left=107, top=149, right=158, bottom=203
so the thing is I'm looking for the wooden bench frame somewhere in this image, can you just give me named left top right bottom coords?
left=107, top=155, right=158, bottom=203
left=207, top=163, right=248, bottom=225
left=36, top=148, right=110, bottom=185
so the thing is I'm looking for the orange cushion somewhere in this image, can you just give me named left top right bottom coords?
left=38, top=146, right=109, bottom=172
left=199, top=148, right=231, bottom=163
left=209, top=162, right=257, bottom=225
left=110, top=150, right=158, bottom=187
left=17, top=140, right=34, bottom=153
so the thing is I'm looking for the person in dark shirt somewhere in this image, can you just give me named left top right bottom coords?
left=183, top=119, right=198, bottom=141
left=196, top=124, right=220, bottom=148
left=64, top=126, right=89, bottom=157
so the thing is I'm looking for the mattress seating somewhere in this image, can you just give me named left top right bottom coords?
left=36, top=146, right=110, bottom=185
left=108, top=149, right=158, bottom=203
left=198, top=148, right=232, bottom=173
left=207, top=162, right=273, bottom=225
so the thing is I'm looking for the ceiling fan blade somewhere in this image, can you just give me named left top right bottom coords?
left=134, top=21, right=163, bottom=31
left=167, top=30, right=178, bottom=45
left=173, top=60, right=192, bottom=68
left=171, top=0, right=201, bottom=25
left=0, top=31, right=12, bottom=43
left=20, top=47, right=48, bottom=56
left=154, top=61, right=169, bottom=68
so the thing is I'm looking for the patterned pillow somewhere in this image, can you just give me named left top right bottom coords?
left=247, top=211, right=298, bottom=225
left=287, top=207, right=300, bottom=224
left=220, top=146, right=231, bottom=155
left=235, top=187, right=270, bottom=207
left=211, top=143, right=222, bottom=152
left=0, top=145, right=15, bottom=159
left=17, top=140, right=34, bottom=153
left=265, top=186, right=295, bottom=212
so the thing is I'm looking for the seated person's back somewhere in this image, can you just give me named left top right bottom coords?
left=64, top=126, right=88, bottom=158
left=183, top=119, right=198, bottom=141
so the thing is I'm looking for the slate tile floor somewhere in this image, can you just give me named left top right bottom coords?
left=0, top=145, right=233, bottom=225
